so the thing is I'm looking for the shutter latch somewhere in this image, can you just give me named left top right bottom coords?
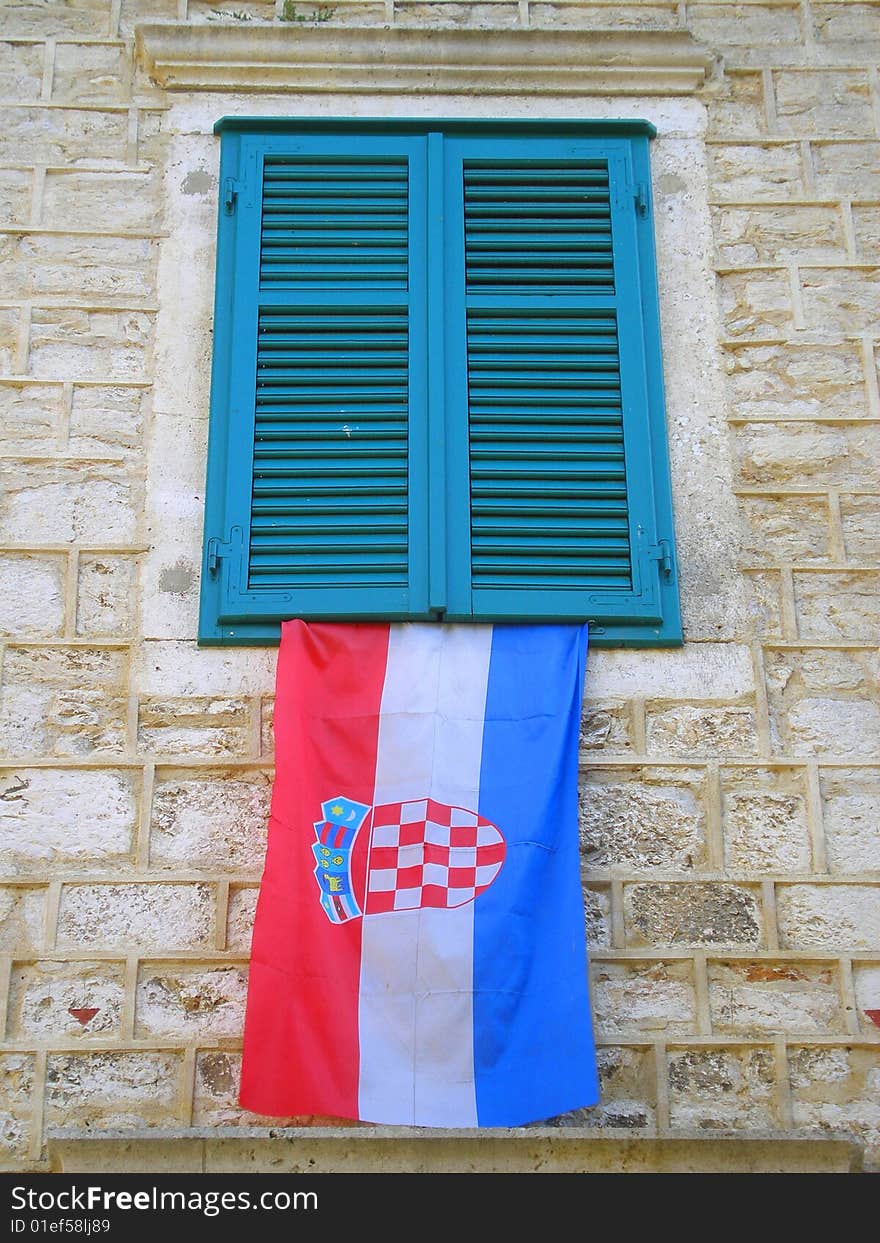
left=223, top=178, right=239, bottom=215
left=207, top=534, right=237, bottom=576
left=647, top=538, right=673, bottom=577
left=634, top=182, right=649, bottom=217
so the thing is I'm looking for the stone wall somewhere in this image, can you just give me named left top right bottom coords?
left=0, top=0, right=878, bottom=1172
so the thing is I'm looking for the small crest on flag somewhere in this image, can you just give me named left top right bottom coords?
left=312, top=795, right=371, bottom=924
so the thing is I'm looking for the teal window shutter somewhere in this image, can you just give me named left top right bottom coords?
left=200, top=121, right=682, bottom=647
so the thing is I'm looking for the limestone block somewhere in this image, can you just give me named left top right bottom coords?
left=134, top=641, right=277, bottom=697
left=529, top=3, right=680, bottom=28
left=226, top=886, right=258, bottom=953
left=584, top=883, right=611, bottom=948
left=812, top=3, right=880, bottom=45
left=0, top=768, right=137, bottom=874
left=708, top=143, right=804, bottom=201
left=667, top=1046, right=777, bottom=1129
left=0, top=107, right=126, bottom=164
left=29, top=309, right=154, bottom=382
left=726, top=344, right=868, bottom=421
left=593, top=646, right=754, bottom=702
left=794, top=570, right=880, bottom=642
left=708, top=960, right=843, bottom=1036
left=763, top=646, right=880, bottom=758
left=776, top=885, right=880, bottom=950
left=260, top=696, right=274, bottom=758
left=853, top=963, right=880, bottom=1035
left=688, top=2, right=801, bottom=46
left=853, top=207, right=880, bottom=264
left=841, top=494, right=880, bottom=561
left=140, top=551, right=201, bottom=642
left=801, top=267, right=880, bottom=336
left=737, top=495, right=831, bottom=564
left=0, top=39, right=42, bottom=99
left=52, top=42, right=129, bottom=104
left=119, top=0, right=178, bottom=37
left=733, top=423, right=880, bottom=489
left=789, top=1046, right=880, bottom=1167
left=579, top=768, right=708, bottom=872
left=706, top=72, right=766, bottom=137
left=45, top=1051, right=182, bottom=1130
left=136, top=110, right=165, bottom=165
left=0, top=461, right=139, bottom=543
left=580, top=700, right=634, bottom=754
left=7, top=960, right=125, bottom=1039
left=0, top=886, right=45, bottom=953
left=0, top=383, right=60, bottom=453
left=394, top=3, right=520, bottom=26
left=43, top=172, right=161, bottom=234
left=0, top=232, right=156, bottom=301
left=721, top=766, right=811, bottom=873
left=646, top=704, right=757, bottom=756
left=786, top=698, right=880, bottom=759
left=0, top=554, right=66, bottom=638
left=714, top=205, right=847, bottom=267
left=135, top=963, right=248, bottom=1038
left=820, top=769, right=880, bottom=874
left=812, top=141, right=880, bottom=199
left=75, top=555, right=138, bottom=638
left=1, top=1, right=110, bottom=38
left=743, top=570, right=783, bottom=638
left=774, top=70, right=874, bottom=139
left=56, top=883, right=216, bottom=951
left=0, top=307, right=21, bottom=373
left=718, top=270, right=794, bottom=339
left=0, top=169, right=33, bottom=226
left=624, top=883, right=763, bottom=947
left=569, top=1045, right=656, bottom=1130
left=69, top=384, right=146, bottom=459
left=137, top=697, right=251, bottom=759
left=2, top=643, right=129, bottom=689
left=149, top=769, right=270, bottom=870
left=194, top=1051, right=304, bottom=1126
left=592, top=959, right=697, bottom=1037
left=0, top=1054, right=35, bottom=1166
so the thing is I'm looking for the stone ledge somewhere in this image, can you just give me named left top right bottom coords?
left=48, top=1127, right=863, bottom=1173
left=134, top=24, right=713, bottom=96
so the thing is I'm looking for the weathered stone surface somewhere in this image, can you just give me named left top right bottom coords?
left=725, top=344, right=867, bottom=421
left=1, top=1, right=110, bottom=38
left=853, top=963, right=880, bottom=1034
left=743, top=570, right=783, bottom=638
left=52, top=41, right=129, bottom=104
left=135, top=109, right=165, bottom=165
left=789, top=1046, right=880, bottom=1165
left=56, top=883, right=215, bottom=952
left=0, top=383, right=60, bottom=452
left=721, top=767, right=811, bottom=873
left=774, top=70, right=874, bottom=138
left=0, top=461, right=139, bottom=543
left=0, top=107, right=126, bottom=164
left=812, top=141, right=880, bottom=198
left=718, top=270, right=794, bottom=339
left=714, top=206, right=846, bottom=266
left=138, top=697, right=251, bottom=759
left=0, top=306, right=21, bottom=373
left=0, top=555, right=66, bottom=638
left=260, top=696, right=274, bottom=757
left=801, top=267, right=880, bottom=336
left=76, top=555, right=138, bottom=637
left=794, top=571, right=880, bottom=642
left=708, top=143, right=804, bottom=201
left=579, top=770, right=707, bottom=872
left=841, top=494, right=880, bottom=562
left=0, top=887, right=45, bottom=953
left=777, top=885, right=880, bottom=950
left=733, top=423, right=880, bottom=489
left=592, top=959, right=696, bottom=1037
left=43, top=171, right=161, bottom=234
left=226, top=886, right=258, bottom=953
left=820, top=769, right=880, bottom=874
left=708, top=959, right=843, bottom=1036
left=0, top=169, right=31, bottom=227
left=646, top=704, right=757, bottom=756
left=0, top=233, right=156, bottom=301
left=668, top=1047, right=777, bottom=1129
left=68, top=384, right=146, bottom=458
left=812, top=3, right=880, bottom=44
left=193, top=1051, right=308, bottom=1127
left=782, top=695, right=879, bottom=759
left=29, top=309, right=154, bottom=382
left=580, top=701, right=634, bottom=753
left=737, top=494, right=831, bottom=564
left=45, top=1051, right=181, bottom=1129
left=853, top=206, right=880, bottom=264
left=530, top=3, right=679, bottom=28
left=149, top=770, right=270, bottom=870
left=0, top=39, right=42, bottom=99
left=0, top=1054, right=35, bottom=1165
left=625, top=883, right=763, bottom=947
left=8, top=960, right=124, bottom=1039
left=764, top=645, right=879, bottom=734
left=689, top=2, right=801, bottom=46
left=0, top=683, right=127, bottom=758
left=584, top=883, right=611, bottom=949
left=135, top=964, right=248, bottom=1038
left=559, top=1046, right=656, bottom=1131
left=706, top=71, right=766, bottom=136
left=395, top=3, right=520, bottom=26
left=2, top=642, right=129, bottom=690
left=119, top=0, right=185, bottom=37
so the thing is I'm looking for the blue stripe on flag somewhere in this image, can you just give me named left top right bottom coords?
left=473, top=623, right=599, bottom=1126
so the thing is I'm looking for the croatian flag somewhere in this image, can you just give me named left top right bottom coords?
left=240, top=621, right=598, bottom=1127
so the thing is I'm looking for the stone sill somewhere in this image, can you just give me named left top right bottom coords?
left=48, top=1127, right=863, bottom=1173
left=134, top=24, right=713, bottom=96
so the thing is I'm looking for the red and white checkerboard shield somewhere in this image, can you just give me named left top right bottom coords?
left=365, top=798, right=506, bottom=915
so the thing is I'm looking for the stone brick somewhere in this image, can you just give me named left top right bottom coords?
left=135, top=110, right=165, bottom=165
left=530, top=3, right=679, bottom=28
left=725, top=344, right=868, bottom=421
left=721, top=766, right=811, bottom=873
left=0, top=554, right=66, bottom=638
left=794, top=571, right=880, bottom=642
left=56, top=883, right=215, bottom=952
left=718, top=270, right=794, bottom=340
left=841, top=494, right=880, bottom=562
left=706, top=72, right=766, bottom=137
left=558, top=1046, right=656, bottom=1130
left=714, top=206, right=847, bottom=266
left=708, top=143, right=804, bottom=201
left=853, top=206, right=880, bottom=265
left=646, top=704, right=757, bottom=757
left=43, top=172, right=161, bottom=234
left=119, top=0, right=179, bottom=37
left=226, top=886, right=258, bottom=953
left=29, top=309, right=154, bottom=382
left=0, top=39, right=43, bottom=99
left=0, top=306, right=21, bottom=373
left=52, top=42, right=129, bottom=104
left=625, top=883, right=763, bottom=947
left=1, top=1, right=111, bottom=37
left=193, top=1051, right=309, bottom=1127
left=774, top=70, right=874, bottom=139
left=812, top=3, right=880, bottom=45
left=0, top=169, right=31, bottom=227
left=764, top=646, right=880, bottom=759
left=7, top=960, right=125, bottom=1039
left=149, top=770, right=270, bottom=870
left=0, top=682, right=128, bottom=757
left=579, top=769, right=708, bottom=872
left=789, top=1046, right=880, bottom=1164
left=743, top=570, right=783, bottom=638
left=137, top=698, right=252, bottom=759
left=668, top=1047, right=777, bottom=1129
left=777, top=885, right=880, bottom=950
left=708, top=959, right=843, bottom=1036
left=394, top=3, right=520, bottom=26
left=68, top=384, right=146, bottom=458
left=5, top=643, right=129, bottom=690
left=0, top=768, right=137, bottom=874
left=592, top=959, right=697, bottom=1037
left=0, top=383, right=60, bottom=452
left=0, top=461, right=139, bottom=543
left=76, top=555, right=138, bottom=637
left=260, top=696, right=274, bottom=757
left=135, top=963, right=248, bottom=1038
left=0, top=887, right=45, bottom=953
left=0, top=232, right=156, bottom=301
left=733, top=423, right=880, bottom=489
left=580, top=701, right=634, bottom=753
left=45, top=1051, right=182, bottom=1130
left=737, top=495, right=832, bottom=564
left=820, top=769, right=880, bottom=874
left=812, top=141, right=880, bottom=199
left=0, top=1054, right=35, bottom=1165
left=801, top=267, right=880, bottom=336
left=584, top=883, right=611, bottom=949
left=853, top=963, right=880, bottom=1035
left=0, top=107, right=126, bottom=164
left=688, top=2, right=801, bottom=46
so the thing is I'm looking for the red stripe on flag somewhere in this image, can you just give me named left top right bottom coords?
left=239, top=621, right=390, bottom=1119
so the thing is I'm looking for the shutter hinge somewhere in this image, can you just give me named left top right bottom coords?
left=207, top=534, right=237, bottom=576
left=634, top=182, right=649, bottom=217
left=648, top=538, right=673, bottom=577
left=223, top=178, right=239, bottom=215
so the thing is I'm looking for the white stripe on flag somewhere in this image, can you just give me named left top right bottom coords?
left=358, top=623, right=493, bottom=1126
